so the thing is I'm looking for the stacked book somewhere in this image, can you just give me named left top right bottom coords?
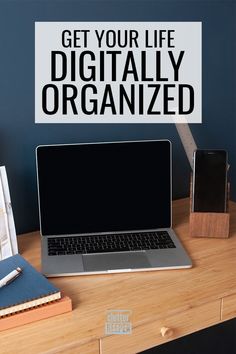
left=0, top=254, right=72, bottom=331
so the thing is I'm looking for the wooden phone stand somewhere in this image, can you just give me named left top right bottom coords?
left=189, top=177, right=230, bottom=238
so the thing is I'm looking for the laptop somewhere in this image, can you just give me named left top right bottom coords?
left=36, top=140, right=192, bottom=276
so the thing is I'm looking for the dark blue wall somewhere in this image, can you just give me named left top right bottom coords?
left=0, top=0, right=235, bottom=234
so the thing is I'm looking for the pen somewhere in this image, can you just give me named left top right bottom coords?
left=0, top=267, right=23, bottom=288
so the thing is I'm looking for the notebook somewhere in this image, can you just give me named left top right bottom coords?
left=0, top=296, right=72, bottom=331
left=0, top=254, right=60, bottom=317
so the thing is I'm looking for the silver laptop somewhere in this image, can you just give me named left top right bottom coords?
left=36, top=140, right=192, bottom=276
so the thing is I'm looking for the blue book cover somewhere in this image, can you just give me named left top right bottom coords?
left=0, top=254, right=59, bottom=310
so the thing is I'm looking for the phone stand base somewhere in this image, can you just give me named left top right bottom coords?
left=189, top=177, right=230, bottom=238
left=189, top=211, right=230, bottom=238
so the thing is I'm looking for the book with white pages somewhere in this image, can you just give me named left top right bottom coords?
left=0, top=166, right=18, bottom=260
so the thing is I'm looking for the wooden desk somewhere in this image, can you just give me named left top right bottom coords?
left=1, top=198, right=236, bottom=354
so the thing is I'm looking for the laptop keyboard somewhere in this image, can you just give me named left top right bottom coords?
left=47, top=231, right=176, bottom=256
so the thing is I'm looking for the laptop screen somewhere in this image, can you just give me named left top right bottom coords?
left=36, top=140, right=171, bottom=236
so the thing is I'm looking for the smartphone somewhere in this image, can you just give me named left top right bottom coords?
left=192, top=150, right=228, bottom=212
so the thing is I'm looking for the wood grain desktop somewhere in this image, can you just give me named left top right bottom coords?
left=1, top=198, right=236, bottom=354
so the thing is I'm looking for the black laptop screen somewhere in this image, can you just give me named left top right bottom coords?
left=36, top=141, right=171, bottom=236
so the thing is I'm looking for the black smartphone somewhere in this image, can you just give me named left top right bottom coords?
left=192, top=150, right=228, bottom=212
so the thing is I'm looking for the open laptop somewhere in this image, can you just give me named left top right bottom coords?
left=36, top=140, right=192, bottom=276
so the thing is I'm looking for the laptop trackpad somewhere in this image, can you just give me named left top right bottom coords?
left=82, top=252, right=151, bottom=272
